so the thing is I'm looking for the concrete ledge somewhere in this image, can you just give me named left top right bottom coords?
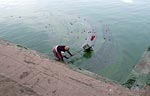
left=0, top=39, right=146, bottom=96
left=0, top=75, right=40, bottom=96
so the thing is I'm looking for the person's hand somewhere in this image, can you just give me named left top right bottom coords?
left=63, top=55, right=69, bottom=59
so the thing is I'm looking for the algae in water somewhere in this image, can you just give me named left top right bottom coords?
left=17, top=44, right=28, bottom=49
left=123, top=76, right=136, bottom=89
left=147, top=46, right=150, bottom=51
left=146, top=73, right=150, bottom=86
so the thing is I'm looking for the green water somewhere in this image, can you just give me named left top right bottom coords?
left=0, top=0, right=150, bottom=83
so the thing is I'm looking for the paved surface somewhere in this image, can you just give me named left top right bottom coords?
left=0, top=75, right=40, bottom=96
left=124, top=48, right=150, bottom=95
left=0, top=40, right=146, bottom=96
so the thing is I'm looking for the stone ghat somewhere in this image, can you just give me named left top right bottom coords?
left=0, top=39, right=147, bottom=96
left=123, top=47, right=150, bottom=94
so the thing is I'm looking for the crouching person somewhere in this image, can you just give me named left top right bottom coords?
left=52, top=45, right=73, bottom=61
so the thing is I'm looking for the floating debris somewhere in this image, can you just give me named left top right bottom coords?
left=106, top=29, right=108, bottom=32
left=45, top=26, right=48, bottom=28
left=70, top=22, right=73, bottom=25
left=90, top=35, right=96, bottom=41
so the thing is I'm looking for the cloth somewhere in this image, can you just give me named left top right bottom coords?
left=52, top=45, right=63, bottom=61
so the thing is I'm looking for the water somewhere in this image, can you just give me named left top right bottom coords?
left=0, top=0, right=150, bottom=83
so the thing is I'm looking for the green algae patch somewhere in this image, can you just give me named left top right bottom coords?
left=123, top=76, right=136, bottom=89
left=146, top=73, right=150, bottom=86
left=17, top=44, right=28, bottom=49
left=146, top=81, right=150, bottom=86
left=147, top=46, right=150, bottom=51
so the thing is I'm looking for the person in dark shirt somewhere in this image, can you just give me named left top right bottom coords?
left=52, top=45, right=73, bottom=61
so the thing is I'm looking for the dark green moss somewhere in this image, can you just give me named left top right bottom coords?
left=146, top=81, right=150, bottom=86
left=17, top=45, right=28, bottom=50
left=123, top=76, right=136, bottom=89
left=146, top=73, right=150, bottom=86
left=147, top=46, right=150, bottom=51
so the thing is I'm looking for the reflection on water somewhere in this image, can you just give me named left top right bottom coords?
left=0, top=0, right=150, bottom=83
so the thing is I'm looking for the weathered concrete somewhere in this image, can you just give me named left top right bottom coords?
left=123, top=47, right=150, bottom=95
left=0, top=39, right=146, bottom=96
left=0, top=75, right=40, bottom=96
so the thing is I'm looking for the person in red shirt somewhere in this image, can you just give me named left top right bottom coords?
left=52, top=45, right=73, bottom=61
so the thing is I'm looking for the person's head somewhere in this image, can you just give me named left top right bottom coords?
left=65, top=46, right=70, bottom=51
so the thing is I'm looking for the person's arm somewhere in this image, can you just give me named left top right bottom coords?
left=63, top=55, right=69, bottom=59
left=67, top=50, right=73, bottom=56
